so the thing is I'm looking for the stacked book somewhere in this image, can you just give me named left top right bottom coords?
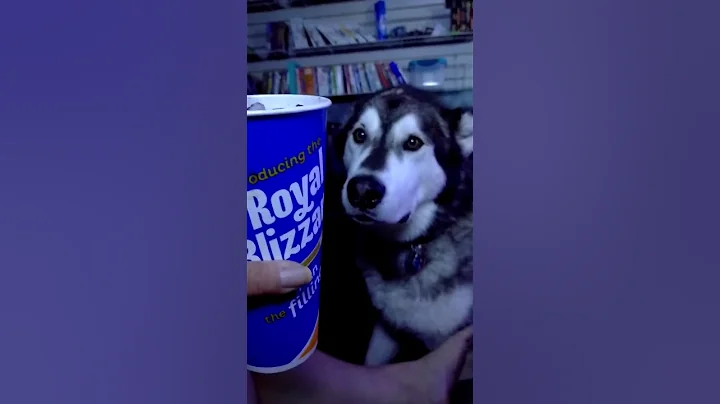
left=448, top=0, right=473, bottom=32
left=253, top=61, right=408, bottom=97
left=289, top=20, right=379, bottom=50
left=255, top=71, right=290, bottom=95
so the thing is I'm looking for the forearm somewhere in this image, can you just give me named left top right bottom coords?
left=252, top=350, right=407, bottom=404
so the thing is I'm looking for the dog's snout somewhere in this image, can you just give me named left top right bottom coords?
left=347, top=175, right=385, bottom=210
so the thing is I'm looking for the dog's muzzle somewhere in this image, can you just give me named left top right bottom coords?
left=351, top=211, right=411, bottom=225
left=346, top=175, right=413, bottom=225
left=347, top=175, right=385, bottom=211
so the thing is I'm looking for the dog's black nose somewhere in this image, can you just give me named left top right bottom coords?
left=347, top=175, right=385, bottom=210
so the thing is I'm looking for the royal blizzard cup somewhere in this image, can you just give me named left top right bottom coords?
left=246, top=94, right=331, bottom=374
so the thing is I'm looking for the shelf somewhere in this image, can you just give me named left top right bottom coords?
left=249, top=88, right=471, bottom=104
left=247, top=41, right=472, bottom=72
left=324, top=87, right=470, bottom=103
left=247, top=0, right=363, bottom=14
left=250, top=33, right=473, bottom=63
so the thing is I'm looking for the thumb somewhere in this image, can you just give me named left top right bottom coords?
left=247, top=261, right=312, bottom=296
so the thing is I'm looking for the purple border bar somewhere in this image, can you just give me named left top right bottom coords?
left=0, top=1, right=249, bottom=403
left=473, top=0, right=720, bottom=402
left=1, top=0, right=719, bottom=403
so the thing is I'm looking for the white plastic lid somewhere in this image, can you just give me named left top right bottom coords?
left=247, top=94, right=332, bottom=117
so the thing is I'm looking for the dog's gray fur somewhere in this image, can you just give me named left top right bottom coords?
left=334, top=86, right=474, bottom=367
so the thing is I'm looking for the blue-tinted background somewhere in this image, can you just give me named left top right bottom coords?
left=474, top=1, right=720, bottom=402
left=0, top=1, right=247, bottom=403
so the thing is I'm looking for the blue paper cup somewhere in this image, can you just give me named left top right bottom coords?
left=246, top=94, right=331, bottom=374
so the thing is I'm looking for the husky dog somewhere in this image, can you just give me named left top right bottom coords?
left=333, top=86, right=474, bottom=367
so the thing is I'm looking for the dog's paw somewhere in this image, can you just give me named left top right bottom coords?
left=365, top=324, right=399, bottom=366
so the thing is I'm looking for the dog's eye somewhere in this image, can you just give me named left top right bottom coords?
left=352, top=128, right=367, bottom=144
left=403, top=135, right=424, bottom=151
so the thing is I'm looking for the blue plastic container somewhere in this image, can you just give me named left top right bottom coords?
left=246, top=94, right=332, bottom=373
left=374, top=1, right=388, bottom=40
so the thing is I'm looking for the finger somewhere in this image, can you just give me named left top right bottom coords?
left=247, top=261, right=312, bottom=296
left=422, top=327, right=473, bottom=384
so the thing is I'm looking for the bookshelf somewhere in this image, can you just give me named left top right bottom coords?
left=248, top=0, right=363, bottom=14
left=251, top=61, right=411, bottom=99
left=248, top=0, right=473, bottom=102
left=258, top=32, right=472, bottom=61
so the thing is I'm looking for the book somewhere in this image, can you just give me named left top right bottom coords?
left=375, top=63, right=391, bottom=88
left=389, top=62, right=407, bottom=85
left=333, top=65, right=346, bottom=95
left=365, top=63, right=382, bottom=91
left=316, top=66, right=330, bottom=96
left=343, top=65, right=354, bottom=93
left=302, top=67, right=316, bottom=95
left=306, top=24, right=326, bottom=48
left=357, top=64, right=371, bottom=93
left=287, top=62, right=299, bottom=94
left=289, top=19, right=309, bottom=49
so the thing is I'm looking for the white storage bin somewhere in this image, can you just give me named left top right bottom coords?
left=407, top=58, right=448, bottom=88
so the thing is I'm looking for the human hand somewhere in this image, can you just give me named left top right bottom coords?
left=246, top=261, right=472, bottom=404
left=246, top=260, right=312, bottom=404
left=387, top=327, right=473, bottom=404
left=252, top=325, right=472, bottom=404
left=247, top=260, right=312, bottom=296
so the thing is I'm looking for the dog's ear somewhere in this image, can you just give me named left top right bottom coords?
left=445, top=108, right=473, bottom=157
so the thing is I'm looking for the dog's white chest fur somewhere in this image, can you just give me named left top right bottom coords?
left=358, top=207, right=474, bottom=366
left=363, top=278, right=473, bottom=366
left=381, top=283, right=472, bottom=347
left=359, top=214, right=474, bottom=365
left=402, top=284, right=472, bottom=342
